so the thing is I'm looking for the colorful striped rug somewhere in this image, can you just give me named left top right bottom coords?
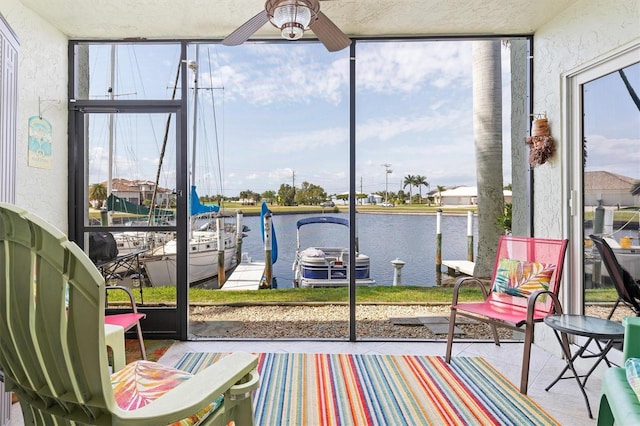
left=174, top=352, right=559, bottom=426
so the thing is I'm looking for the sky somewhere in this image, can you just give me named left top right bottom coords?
left=582, top=61, right=640, bottom=176
left=85, top=40, right=639, bottom=199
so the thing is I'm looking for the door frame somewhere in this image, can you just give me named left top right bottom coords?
left=563, top=41, right=640, bottom=315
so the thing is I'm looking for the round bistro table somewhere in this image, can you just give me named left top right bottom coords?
left=543, top=314, right=624, bottom=419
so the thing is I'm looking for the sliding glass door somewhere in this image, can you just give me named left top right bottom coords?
left=566, top=44, right=639, bottom=317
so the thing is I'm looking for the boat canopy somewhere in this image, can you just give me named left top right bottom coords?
left=296, top=216, right=348, bottom=229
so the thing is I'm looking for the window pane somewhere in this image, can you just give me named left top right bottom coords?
left=583, top=61, right=640, bottom=319
left=185, top=42, right=351, bottom=339
left=354, top=39, right=521, bottom=339
left=84, top=112, right=177, bottom=227
left=74, top=43, right=182, bottom=100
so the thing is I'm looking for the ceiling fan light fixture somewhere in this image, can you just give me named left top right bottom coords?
left=272, top=2, right=312, bottom=40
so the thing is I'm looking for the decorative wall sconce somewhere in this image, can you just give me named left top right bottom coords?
left=526, top=114, right=555, bottom=167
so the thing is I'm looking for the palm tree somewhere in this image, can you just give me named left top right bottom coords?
left=631, top=180, right=640, bottom=196
left=415, top=175, right=428, bottom=203
left=403, top=174, right=415, bottom=203
left=436, top=185, right=446, bottom=206
left=472, top=40, right=504, bottom=277
left=89, top=183, right=107, bottom=208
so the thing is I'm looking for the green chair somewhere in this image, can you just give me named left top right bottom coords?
left=0, top=203, right=259, bottom=425
left=597, top=317, right=640, bottom=425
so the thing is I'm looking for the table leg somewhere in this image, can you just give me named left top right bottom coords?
left=581, top=339, right=615, bottom=387
left=545, top=330, right=593, bottom=418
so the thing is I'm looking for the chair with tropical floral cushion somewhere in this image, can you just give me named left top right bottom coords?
left=0, top=203, right=259, bottom=425
left=445, top=235, right=568, bottom=394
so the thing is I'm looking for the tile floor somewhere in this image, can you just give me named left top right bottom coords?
left=9, top=339, right=613, bottom=425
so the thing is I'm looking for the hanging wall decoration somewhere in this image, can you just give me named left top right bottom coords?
left=28, top=115, right=53, bottom=170
left=525, top=114, right=555, bottom=167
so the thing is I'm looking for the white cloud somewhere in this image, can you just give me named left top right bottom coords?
left=585, top=134, right=640, bottom=179
left=212, top=45, right=349, bottom=106
left=356, top=41, right=473, bottom=93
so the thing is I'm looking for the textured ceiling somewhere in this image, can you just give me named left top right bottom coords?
left=18, top=0, right=579, bottom=40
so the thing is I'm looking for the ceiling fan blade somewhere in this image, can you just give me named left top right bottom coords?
left=309, top=11, right=351, bottom=52
left=222, top=10, right=270, bottom=46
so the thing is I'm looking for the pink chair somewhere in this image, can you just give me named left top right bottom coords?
left=104, top=285, right=147, bottom=360
left=445, top=235, right=568, bottom=394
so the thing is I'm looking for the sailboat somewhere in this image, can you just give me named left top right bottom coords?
left=140, top=188, right=244, bottom=287
left=140, top=48, right=246, bottom=287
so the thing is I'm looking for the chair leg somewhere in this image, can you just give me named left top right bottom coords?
left=231, top=397, right=255, bottom=426
left=520, top=323, right=534, bottom=394
left=489, top=324, right=500, bottom=345
left=135, top=321, right=147, bottom=360
left=445, top=308, right=457, bottom=362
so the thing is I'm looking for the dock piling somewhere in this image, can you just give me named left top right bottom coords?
left=467, top=210, right=474, bottom=262
left=216, top=215, right=226, bottom=287
left=235, top=210, right=243, bottom=264
left=435, top=209, right=442, bottom=273
left=260, top=212, right=273, bottom=289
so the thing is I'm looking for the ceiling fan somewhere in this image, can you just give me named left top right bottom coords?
left=222, top=0, right=351, bottom=52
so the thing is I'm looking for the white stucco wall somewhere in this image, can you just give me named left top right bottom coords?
left=532, top=0, right=639, bottom=238
left=2, top=0, right=68, bottom=231
left=530, top=0, right=639, bottom=353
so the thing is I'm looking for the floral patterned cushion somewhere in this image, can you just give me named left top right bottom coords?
left=492, top=258, right=555, bottom=300
left=626, top=358, right=640, bottom=402
left=111, top=360, right=222, bottom=425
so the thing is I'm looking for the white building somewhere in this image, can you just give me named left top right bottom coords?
left=584, top=171, right=639, bottom=207
left=436, top=186, right=513, bottom=206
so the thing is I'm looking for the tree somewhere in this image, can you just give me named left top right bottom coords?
left=295, top=181, right=327, bottom=205
left=396, top=189, right=406, bottom=204
left=436, top=185, right=446, bottom=206
left=238, top=190, right=260, bottom=205
left=261, top=190, right=277, bottom=204
left=415, top=175, right=429, bottom=203
left=631, top=180, right=640, bottom=197
left=277, top=183, right=296, bottom=206
left=89, top=183, right=107, bottom=208
left=356, top=193, right=368, bottom=204
left=472, top=39, right=504, bottom=277
left=497, top=202, right=512, bottom=234
left=403, top=174, right=415, bottom=203
left=374, top=190, right=396, bottom=204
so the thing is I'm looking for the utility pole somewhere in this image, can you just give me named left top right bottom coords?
left=291, top=169, right=296, bottom=204
left=382, top=164, right=392, bottom=204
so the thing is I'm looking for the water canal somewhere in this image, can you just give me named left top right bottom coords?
left=240, top=212, right=478, bottom=288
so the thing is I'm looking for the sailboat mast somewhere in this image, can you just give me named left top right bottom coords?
left=191, top=46, right=199, bottom=194
left=107, top=44, right=115, bottom=225
left=148, top=60, right=181, bottom=225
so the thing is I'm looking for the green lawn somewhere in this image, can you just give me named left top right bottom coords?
left=107, top=284, right=617, bottom=306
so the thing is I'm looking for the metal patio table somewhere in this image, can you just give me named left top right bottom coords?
left=544, top=314, right=624, bottom=419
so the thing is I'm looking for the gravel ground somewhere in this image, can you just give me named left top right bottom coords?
left=188, top=303, right=632, bottom=340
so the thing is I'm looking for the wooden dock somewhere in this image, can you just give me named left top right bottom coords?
left=441, top=260, right=475, bottom=277
left=220, top=261, right=265, bottom=291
